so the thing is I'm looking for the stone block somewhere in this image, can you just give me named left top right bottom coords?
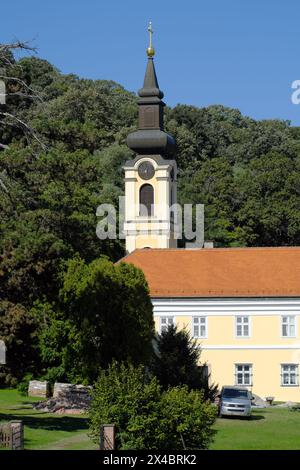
left=53, top=382, right=92, bottom=398
left=28, top=380, right=49, bottom=398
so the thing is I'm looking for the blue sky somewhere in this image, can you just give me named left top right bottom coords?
left=2, top=0, right=300, bottom=124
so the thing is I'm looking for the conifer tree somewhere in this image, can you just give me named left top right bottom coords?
left=151, top=324, right=218, bottom=401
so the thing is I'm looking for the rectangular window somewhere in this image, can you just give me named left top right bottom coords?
left=160, top=316, right=174, bottom=334
left=235, top=364, right=252, bottom=386
left=281, top=316, right=296, bottom=337
left=193, top=316, right=207, bottom=338
left=236, top=316, right=250, bottom=337
left=281, top=364, right=299, bottom=386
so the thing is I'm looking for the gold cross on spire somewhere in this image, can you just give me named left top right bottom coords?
left=148, top=21, right=153, bottom=48
left=147, top=21, right=155, bottom=58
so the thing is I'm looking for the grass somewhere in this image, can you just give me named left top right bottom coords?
left=1, top=389, right=300, bottom=450
left=0, top=389, right=97, bottom=450
left=211, top=407, right=300, bottom=450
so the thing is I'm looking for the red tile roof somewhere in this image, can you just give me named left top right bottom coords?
left=120, top=247, right=300, bottom=298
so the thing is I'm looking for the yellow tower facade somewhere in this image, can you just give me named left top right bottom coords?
left=123, top=155, right=177, bottom=253
left=124, top=24, right=178, bottom=253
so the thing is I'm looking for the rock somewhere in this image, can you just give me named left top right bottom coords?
left=34, top=383, right=92, bottom=414
left=274, top=401, right=298, bottom=408
left=54, top=408, right=86, bottom=415
left=251, top=393, right=268, bottom=408
left=28, top=380, right=50, bottom=398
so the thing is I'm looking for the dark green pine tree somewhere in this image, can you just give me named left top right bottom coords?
left=151, top=324, right=218, bottom=401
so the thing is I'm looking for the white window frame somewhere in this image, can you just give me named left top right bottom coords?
left=192, top=316, right=207, bottom=339
left=235, top=316, right=251, bottom=338
left=281, top=315, right=296, bottom=338
left=235, top=363, right=253, bottom=386
left=281, top=364, right=299, bottom=387
left=159, top=316, right=174, bottom=334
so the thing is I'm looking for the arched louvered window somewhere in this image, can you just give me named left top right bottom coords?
left=139, top=184, right=154, bottom=216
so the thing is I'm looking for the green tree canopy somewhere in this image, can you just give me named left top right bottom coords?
left=0, top=301, right=40, bottom=386
left=37, top=257, right=154, bottom=384
left=2, top=53, right=300, bottom=385
left=151, top=324, right=218, bottom=401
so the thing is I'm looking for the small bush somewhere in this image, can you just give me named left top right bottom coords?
left=17, top=373, right=34, bottom=396
left=158, top=387, right=217, bottom=449
left=89, top=362, right=217, bottom=450
left=89, top=362, right=161, bottom=449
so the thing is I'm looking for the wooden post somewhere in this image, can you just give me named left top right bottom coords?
left=10, top=421, right=24, bottom=450
left=9, top=425, right=13, bottom=449
left=100, top=424, right=115, bottom=450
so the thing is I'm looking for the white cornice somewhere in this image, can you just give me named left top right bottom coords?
left=152, top=297, right=300, bottom=315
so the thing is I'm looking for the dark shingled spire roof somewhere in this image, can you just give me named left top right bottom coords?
left=138, top=58, right=164, bottom=100
left=126, top=55, right=176, bottom=157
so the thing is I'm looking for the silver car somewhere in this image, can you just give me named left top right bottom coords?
left=219, top=386, right=252, bottom=418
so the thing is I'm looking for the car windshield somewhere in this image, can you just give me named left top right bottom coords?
left=222, top=388, right=249, bottom=399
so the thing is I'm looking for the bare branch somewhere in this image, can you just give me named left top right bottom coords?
left=0, top=40, right=37, bottom=54
left=0, top=75, right=43, bottom=101
left=0, top=41, right=36, bottom=68
left=0, top=111, right=47, bottom=150
left=0, top=39, right=46, bottom=156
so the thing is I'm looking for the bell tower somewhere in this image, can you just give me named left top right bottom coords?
left=124, top=23, right=178, bottom=254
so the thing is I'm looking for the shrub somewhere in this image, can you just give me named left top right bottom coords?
left=17, top=373, right=34, bottom=396
left=89, top=362, right=217, bottom=450
left=89, top=362, right=161, bottom=449
left=158, top=387, right=217, bottom=449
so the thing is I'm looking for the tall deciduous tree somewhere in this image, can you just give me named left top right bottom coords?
left=38, top=257, right=154, bottom=383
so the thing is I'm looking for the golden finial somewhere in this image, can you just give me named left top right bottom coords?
left=147, top=21, right=155, bottom=58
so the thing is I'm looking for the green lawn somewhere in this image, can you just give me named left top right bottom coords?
left=212, top=407, right=300, bottom=450
left=1, top=389, right=300, bottom=450
left=0, top=389, right=97, bottom=450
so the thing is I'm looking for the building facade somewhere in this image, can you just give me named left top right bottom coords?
left=123, top=247, right=300, bottom=402
left=154, top=297, right=300, bottom=401
left=122, top=30, right=300, bottom=402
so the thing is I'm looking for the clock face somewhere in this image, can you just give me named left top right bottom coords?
left=138, top=161, right=155, bottom=180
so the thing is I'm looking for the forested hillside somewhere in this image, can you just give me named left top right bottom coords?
left=1, top=55, right=300, bottom=384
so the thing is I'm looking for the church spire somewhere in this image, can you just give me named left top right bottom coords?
left=126, top=22, right=176, bottom=157
left=138, top=57, right=164, bottom=100
left=123, top=23, right=178, bottom=253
